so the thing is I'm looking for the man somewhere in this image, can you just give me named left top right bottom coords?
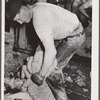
left=79, top=0, right=92, bottom=22
left=6, top=0, right=85, bottom=87
left=72, top=0, right=92, bottom=28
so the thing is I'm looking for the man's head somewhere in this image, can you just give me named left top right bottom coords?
left=6, top=0, right=37, bottom=24
left=13, top=6, right=33, bottom=24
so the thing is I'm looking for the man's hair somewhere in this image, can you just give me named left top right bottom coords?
left=6, top=0, right=22, bottom=21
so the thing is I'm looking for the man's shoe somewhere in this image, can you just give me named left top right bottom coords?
left=31, top=72, right=45, bottom=86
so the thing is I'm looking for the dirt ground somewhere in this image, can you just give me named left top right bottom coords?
left=4, top=22, right=92, bottom=100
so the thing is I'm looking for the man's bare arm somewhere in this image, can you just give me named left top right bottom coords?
left=39, top=34, right=57, bottom=77
left=79, top=0, right=92, bottom=19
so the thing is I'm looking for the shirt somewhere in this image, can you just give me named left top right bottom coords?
left=32, top=2, right=80, bottom=41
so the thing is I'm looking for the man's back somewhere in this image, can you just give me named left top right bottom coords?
left=33, top=2, right=80, bottom=40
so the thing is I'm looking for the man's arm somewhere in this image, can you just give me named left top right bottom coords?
left=39, top=34, right=57, bottom=77
left=79, top=0, right=92, bottom=19
left=31, top=9, right=57, bottom=85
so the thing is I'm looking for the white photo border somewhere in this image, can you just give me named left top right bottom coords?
left=1, top=0, right=99, bottom=100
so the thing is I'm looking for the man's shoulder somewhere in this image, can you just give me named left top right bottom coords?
left=35, top=2, right=67, bottom=12
left=32, top=3, right=51, bottom=13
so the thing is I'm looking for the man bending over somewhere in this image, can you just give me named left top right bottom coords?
left=6, top=0, right=85, bottom=86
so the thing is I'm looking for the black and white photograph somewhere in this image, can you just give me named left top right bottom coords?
left=2, top=0, right=99, bottom=100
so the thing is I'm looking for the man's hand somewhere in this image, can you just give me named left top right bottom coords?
left=31, top=72, right=45, bottom=86
left=21, top=51, right=44, bottom=86
left=21, top=51, right=57, bottom=86
left=25, top=55, right=44, bottom=86
left=21, top=52, right=43, bottom=79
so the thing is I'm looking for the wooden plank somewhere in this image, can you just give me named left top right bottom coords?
left=18, top=24, right=27, bottom=49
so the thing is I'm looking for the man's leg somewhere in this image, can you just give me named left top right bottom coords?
left=57, top=33, right=85, bottom=69
left=46, top=33, right=85, bottom=100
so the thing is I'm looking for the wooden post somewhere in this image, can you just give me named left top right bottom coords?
left=18, top=24, right=27, bottom=49
left=10, top=26, right=14, bottom=34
